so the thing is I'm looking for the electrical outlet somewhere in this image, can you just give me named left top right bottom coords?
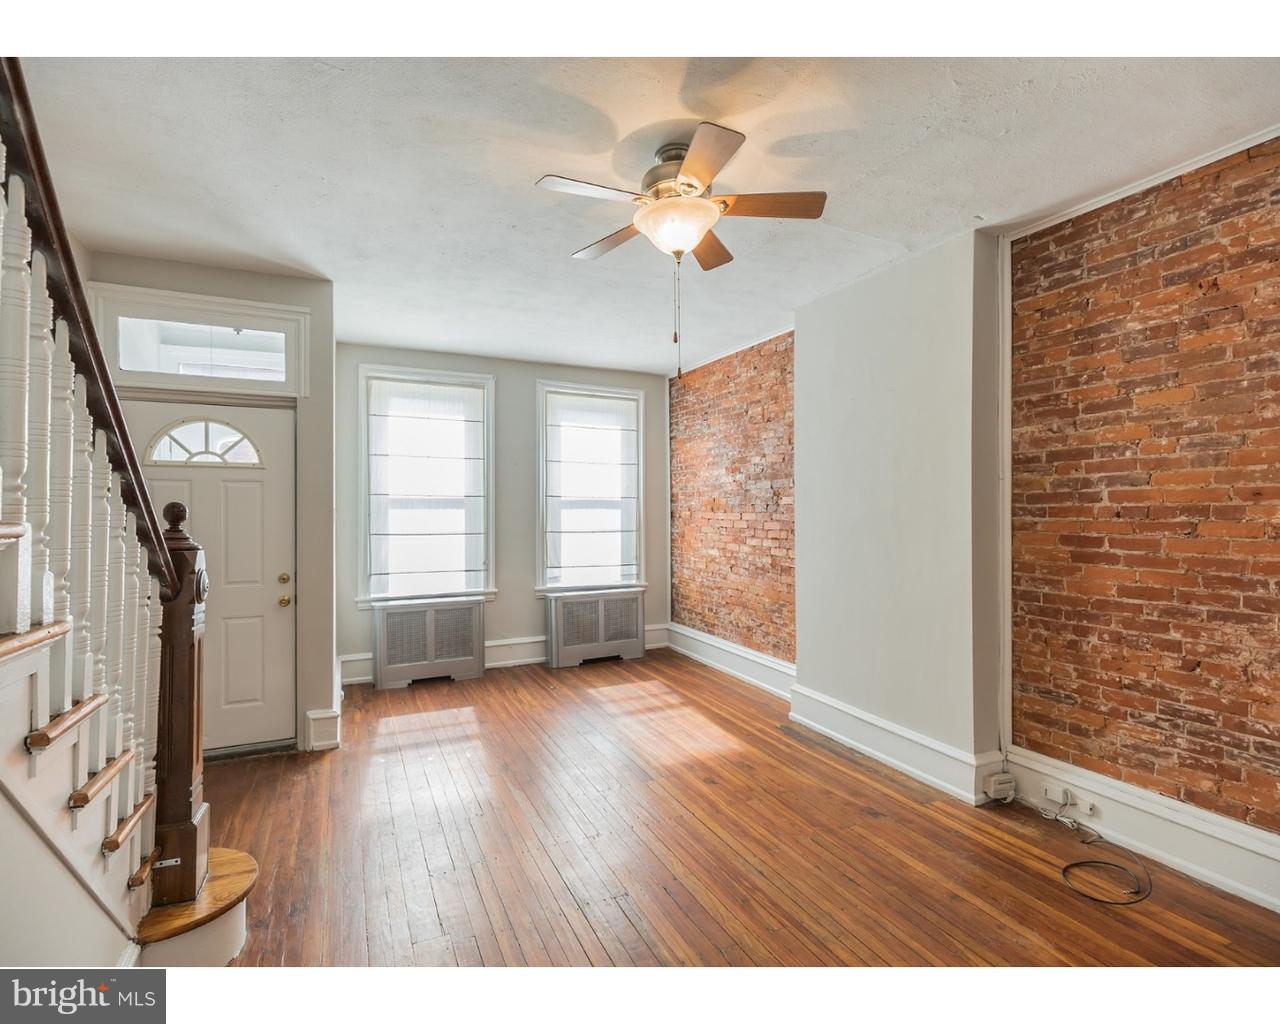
left=1042, top=784, right=1072, bottom=806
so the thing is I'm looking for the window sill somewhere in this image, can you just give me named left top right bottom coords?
left=534, top=582, right=647, bottom=598
left=356, top=588, right=497, bottom=611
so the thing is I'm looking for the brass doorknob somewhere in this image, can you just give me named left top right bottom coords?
left=278, top=595, right=292, bottom=607
left=278, top=572, right=291, bottom=584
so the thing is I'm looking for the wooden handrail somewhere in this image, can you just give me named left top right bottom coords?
left=68, top=749, right=136, bottom=809
left=24, top=690, right=106, bottom=752
left=102, top=792, right=155, bottom=854
left=0, top=57, right=178, bottom=596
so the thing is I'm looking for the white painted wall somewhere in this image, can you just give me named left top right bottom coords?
left=793, top=232, right=1002, bottom=797
left=87, top=253, right=339, bottom=750
left=335, top=342, right=671, bottom=666
left=0, top=797, right=132, bottom=966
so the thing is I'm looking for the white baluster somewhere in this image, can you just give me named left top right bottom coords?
left=120, top=514, right=140, bottom=812
left=45, top=320, right=75, bottom=711
left=105, top=480, right=127, bottom=766
left=47, top=320, right=75, bottom=714
left=69, top=380, right=94, bottom=702
left=132, top=543, right=151, bottom=805
left=26, top=250, right=54, bottom=624
left=0, top=174, right=32, bottom=636
left=88, top=433, right=111, bottom=772
left=143, top=576, right=161, bottom=799
left=0, top=142, right=4, bottom=541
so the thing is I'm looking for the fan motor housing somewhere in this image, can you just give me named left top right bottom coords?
left=641, top=143, right=704, bottom=198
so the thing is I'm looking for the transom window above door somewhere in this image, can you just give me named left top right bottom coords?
left=90, top=281, right=309, bottom=398
left=119, top=317, right=287, bottom=383
left=147, top=418, right=264, bottom=467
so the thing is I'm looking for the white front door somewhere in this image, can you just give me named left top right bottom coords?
left=123, top=400, right=296, bottom=752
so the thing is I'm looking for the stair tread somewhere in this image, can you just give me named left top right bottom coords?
left=128, top=846, right=162, bottom=891
left=69, top=749, right=135, bottom=808
left=2, top=619, right=72, bottom=665
left=137, top=848, right=258, bottom=945
left=101, top=791, right=154, bottom=854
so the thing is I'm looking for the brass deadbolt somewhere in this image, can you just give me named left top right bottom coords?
left=278, top=572, right=291, bottom=584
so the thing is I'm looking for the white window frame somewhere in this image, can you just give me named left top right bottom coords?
left=535, top=379, right=646, bottom=595
left=355, top=363, right=497, bottom=610
left=90, top=281, right=310, bottom=398
left=143, top=416, right=266, bottom=469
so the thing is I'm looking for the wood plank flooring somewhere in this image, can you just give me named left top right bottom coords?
left=204, top=649, right=1280, bottom=966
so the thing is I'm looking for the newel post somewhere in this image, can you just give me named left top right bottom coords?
left=152, top=500, right=210, bottom=906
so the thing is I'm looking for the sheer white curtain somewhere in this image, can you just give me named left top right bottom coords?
left=543, top=390, right=640, bottom=587
left=367, top=376, right=487, bottom=596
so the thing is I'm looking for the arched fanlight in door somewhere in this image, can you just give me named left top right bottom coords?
left=146, top=418, right=263, bottom=468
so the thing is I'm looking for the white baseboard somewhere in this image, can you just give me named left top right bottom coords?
left=788, top=684, right=1002, bottom=805
left=484, top=635, right=547, bottom=669
left=304, top=708, right=340, bottom=751
left=487, top=626, right=669, bottom=668
left=338, top=652, right=373, bottom=686
left=116, top=940, right=142, bottom=968
left=665, top=622, right=794, bottom=699
left=644, top=624, right=669, bottom=650
left=1008, top=745, right=1280, bottom=913
left=340, top=624, right=671, bottom=679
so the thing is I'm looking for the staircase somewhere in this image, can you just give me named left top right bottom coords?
left=0, top=57, right=254, bottom=967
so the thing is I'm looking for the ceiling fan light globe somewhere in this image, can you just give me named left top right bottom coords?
left=632, top=195, right=720, bottom=257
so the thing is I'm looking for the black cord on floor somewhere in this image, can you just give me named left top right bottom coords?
left=1061, top=828, right=1153, bottom=906
left=1037, top=800, right=1153, bottom=906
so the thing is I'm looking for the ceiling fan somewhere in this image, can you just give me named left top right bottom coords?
left=536, top=121, right=827, bottom=271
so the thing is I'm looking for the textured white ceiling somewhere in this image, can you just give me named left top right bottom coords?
left=22, top=57, right=1280, bottom=374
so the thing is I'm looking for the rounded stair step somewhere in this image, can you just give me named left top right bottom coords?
left=138, top=847, right=258, bottom=948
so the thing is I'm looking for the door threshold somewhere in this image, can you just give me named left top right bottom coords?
left=204, top=738, right=297, bottom=763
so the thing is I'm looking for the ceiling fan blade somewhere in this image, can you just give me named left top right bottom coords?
left=691, top=230, right=733, bottom=271
left=536, top=174, right=645, bottom=203
left=571, top=223, right=640, bottom=260
left=717, top=192, right=827, bottom=219
left=677, top=122, right=746, bottom=193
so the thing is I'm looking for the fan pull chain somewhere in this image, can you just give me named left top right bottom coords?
left=673, top=254, right=683, bottom=378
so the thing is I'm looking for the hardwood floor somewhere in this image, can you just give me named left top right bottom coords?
left=205, top=649, right=1280, bottom=966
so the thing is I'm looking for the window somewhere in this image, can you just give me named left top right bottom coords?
left=359, top=366, right=495, bottom=601
left=120, top=317, right=287, bottom=383
left=147, top=418, right=263, bottom=467
left=91, top=282, right=309, bottom=398
left=538, top=381, right=643, bottom=590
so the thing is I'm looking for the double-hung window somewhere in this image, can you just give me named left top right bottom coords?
left=359, top=366, right=495, bottom=601
left=538, top=381, right=643, bottom=590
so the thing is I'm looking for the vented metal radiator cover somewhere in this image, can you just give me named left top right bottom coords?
left=546, top=587, right=646, bottom=668
left=372, top=595, right=485, bottom=688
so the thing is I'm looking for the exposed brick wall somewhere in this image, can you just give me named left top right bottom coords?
left=670, top=332, right=794, bottom=661
left=1011, top=137, right=1280, bottom=833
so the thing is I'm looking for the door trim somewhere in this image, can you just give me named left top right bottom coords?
left=117, top=384, right=297, bottom=410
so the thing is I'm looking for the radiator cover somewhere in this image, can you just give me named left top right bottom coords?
left=372, top=595, right=485, bottom=688
left=545, top=587, right=646, bottom=668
